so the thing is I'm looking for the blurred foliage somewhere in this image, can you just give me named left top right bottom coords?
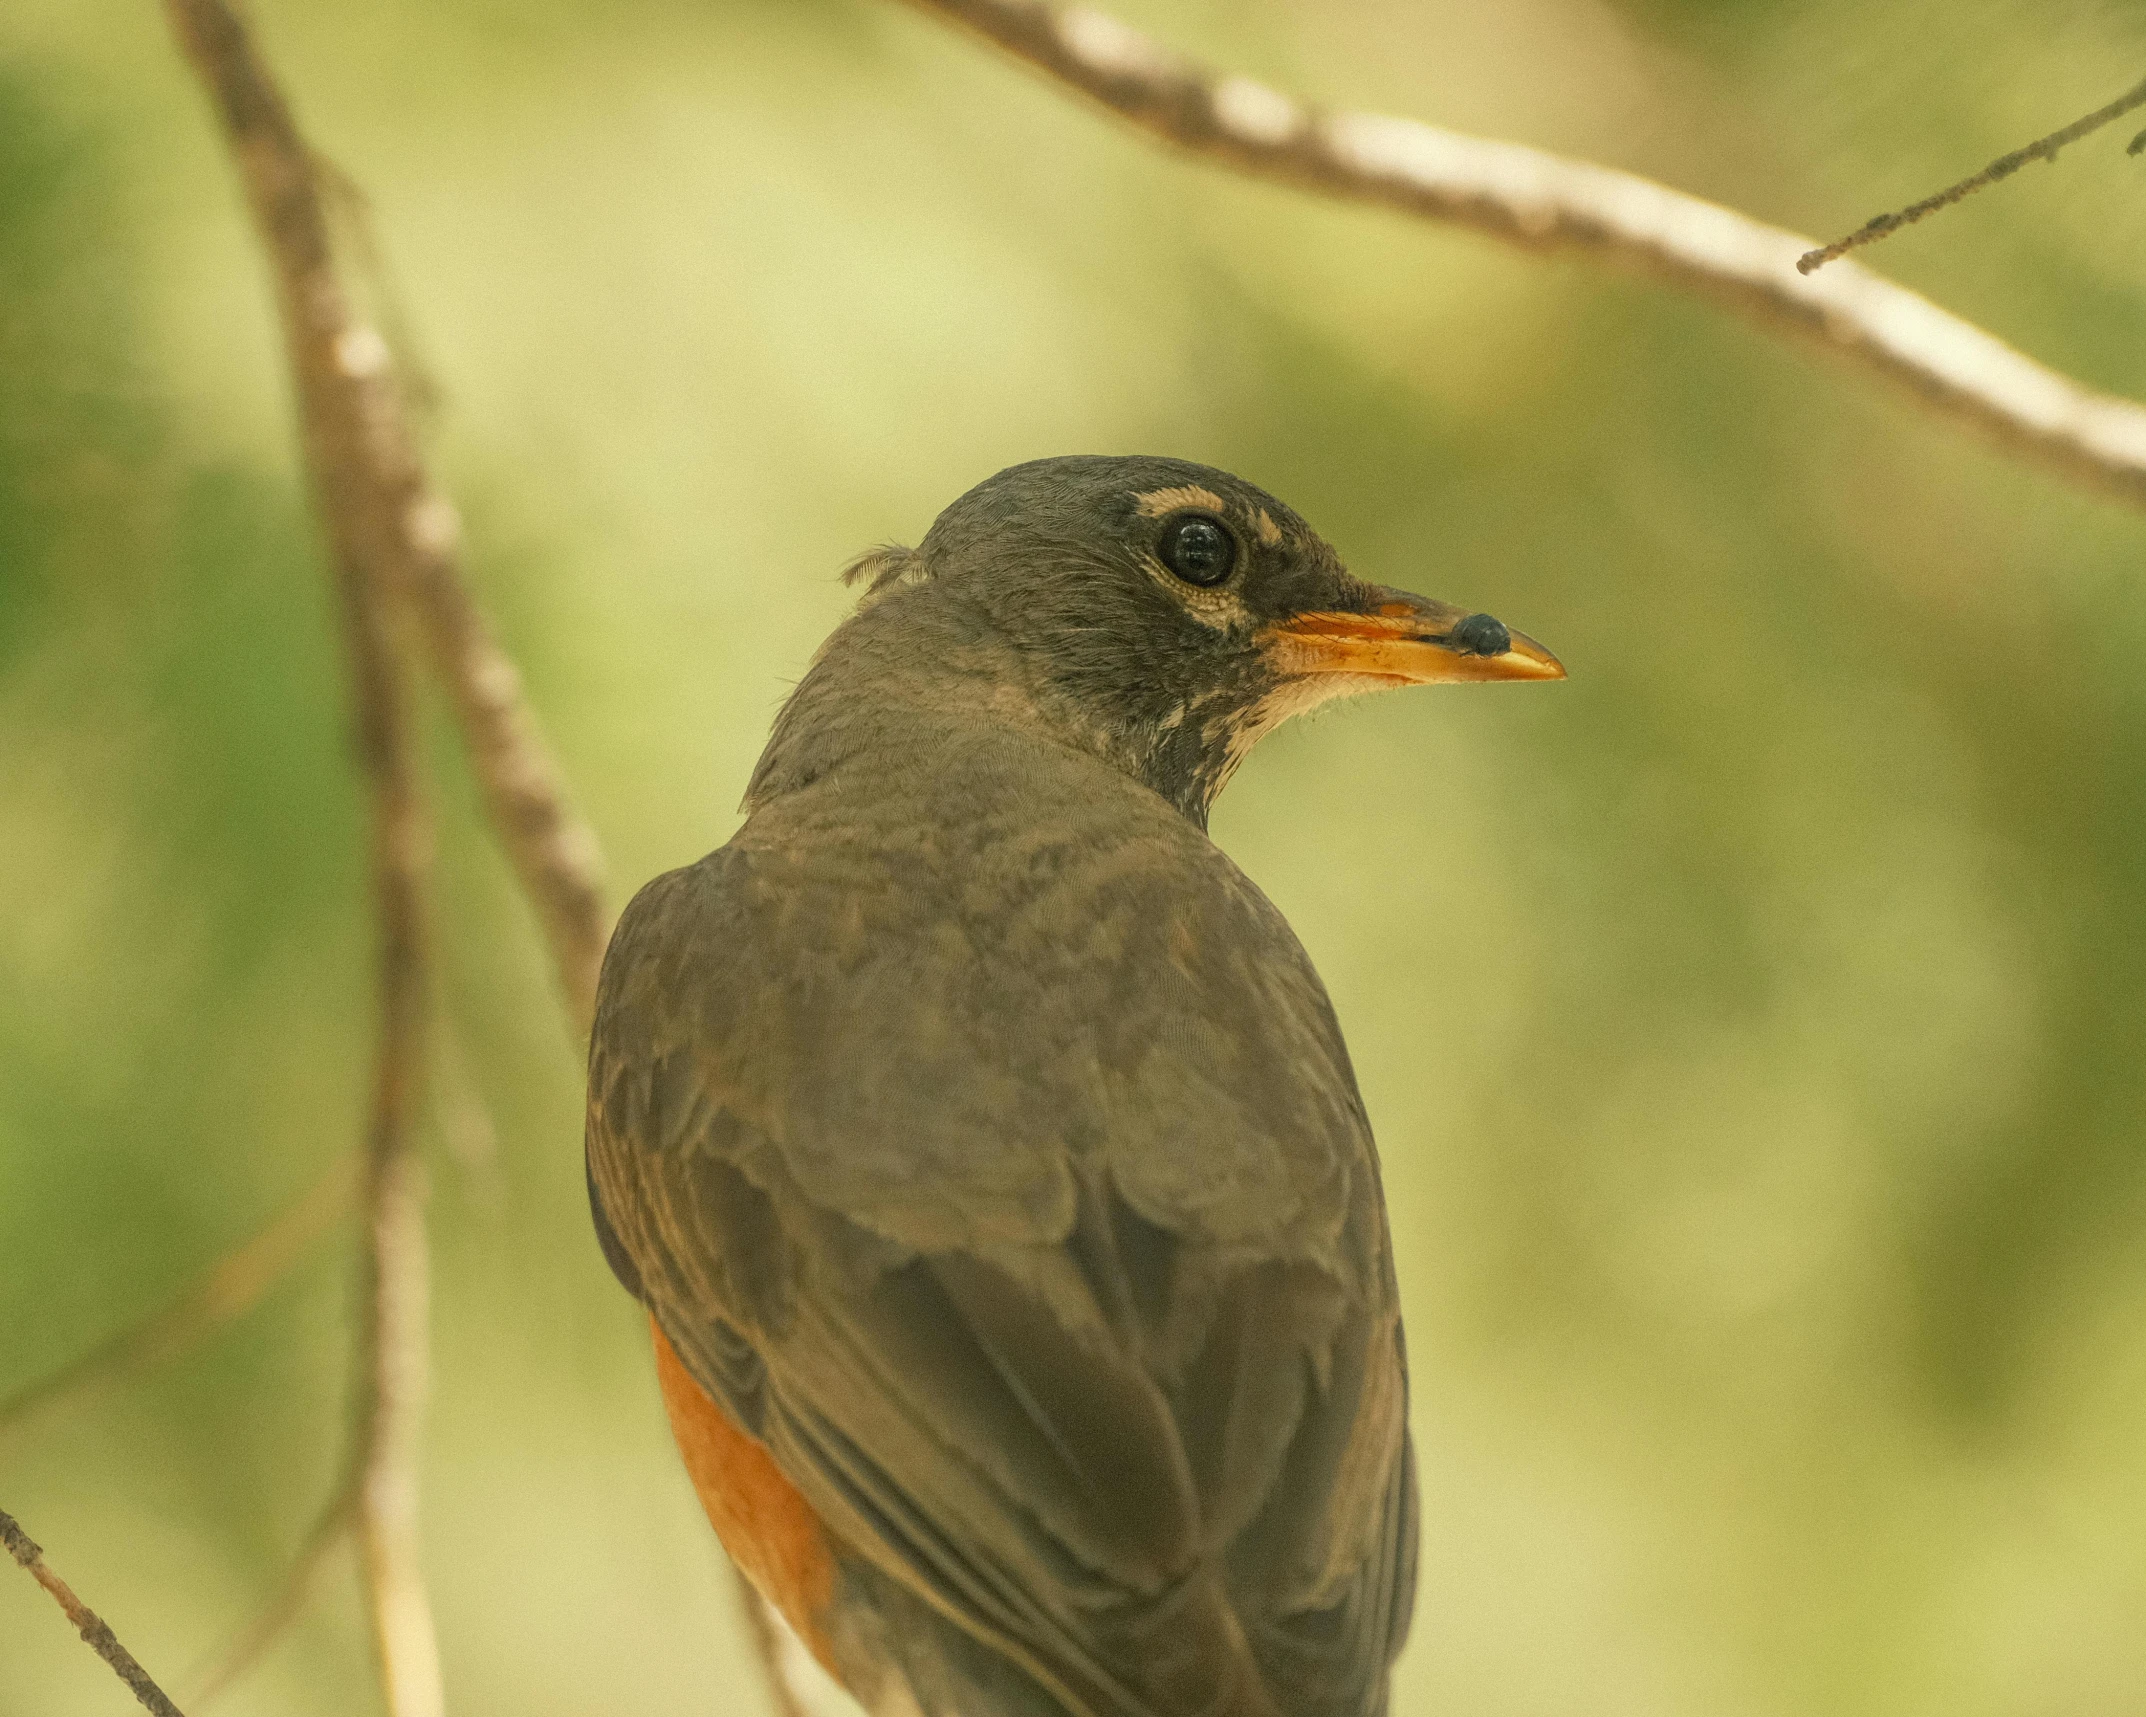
left=4, top=1, right=2145, bottom=1713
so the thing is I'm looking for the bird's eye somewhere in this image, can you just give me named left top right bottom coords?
left=1157, top=513, right=1237, bottom=587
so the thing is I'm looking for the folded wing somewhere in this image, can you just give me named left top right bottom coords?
left=588, top=840, right=1417, bottom=1717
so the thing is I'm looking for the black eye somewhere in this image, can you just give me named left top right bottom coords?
left=1157, top=513, right=1237, bottom=587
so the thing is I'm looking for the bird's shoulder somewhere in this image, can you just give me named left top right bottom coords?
left=590, top=723, right=1373, bottom=1262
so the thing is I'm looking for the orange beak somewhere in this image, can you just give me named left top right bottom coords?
left=1263, top=587, right=1566, bottom=685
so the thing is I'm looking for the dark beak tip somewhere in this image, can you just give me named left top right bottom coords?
left=1449, top=612, right=1512, bottom=658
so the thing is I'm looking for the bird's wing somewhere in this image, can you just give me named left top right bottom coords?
left=587, top=829, right=1416, bottom=1717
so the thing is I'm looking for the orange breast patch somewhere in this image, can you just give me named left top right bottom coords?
left=650, top=1315, right=840, bottom=1673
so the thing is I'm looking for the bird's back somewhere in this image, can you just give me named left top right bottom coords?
left=589, top=704, right=1418, bottom=1717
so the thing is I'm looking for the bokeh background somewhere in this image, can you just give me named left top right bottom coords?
left=5, top=0, right=2146, bottom=1712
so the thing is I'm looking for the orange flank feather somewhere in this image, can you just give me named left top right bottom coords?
left=650, top=1315, right=841, bottom=1673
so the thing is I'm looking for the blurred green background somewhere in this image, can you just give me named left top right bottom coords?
left=5, top=0, right=2145, bottom=1712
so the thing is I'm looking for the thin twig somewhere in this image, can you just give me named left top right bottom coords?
left=433, top=1008, right=504, bottom=1204
left=162, top=3, right=442, bottom=1711
left=353, top=1065, right=439, bottom=1717
left=903, top=0, right=2146, bottom=508
left=2, top=1508, right=188, bottom=1717
left=742, top=1586, right=813, bottom=1717
left=0, top=1156, right=356, bottom=1442
left=1799, top=74, right=2146, bottom=273
left=317, top=154, right=446, bottom=426
left=183, top=1478, right=359, bottom=1708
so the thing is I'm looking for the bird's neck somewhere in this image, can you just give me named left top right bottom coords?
left=743, top=593, right=1248, bottom=829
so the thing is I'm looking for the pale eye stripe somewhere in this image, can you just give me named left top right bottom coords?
left=1133, top=485, right=1226, bottom=518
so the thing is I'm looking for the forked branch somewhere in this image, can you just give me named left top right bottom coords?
left=157, top=1, right=802, bottom=1712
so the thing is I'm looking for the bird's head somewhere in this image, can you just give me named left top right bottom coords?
left=762, top=455, right=1562, bottom=824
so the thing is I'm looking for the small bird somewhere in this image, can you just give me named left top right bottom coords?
left=585, top=455, right=1562, bottom=1717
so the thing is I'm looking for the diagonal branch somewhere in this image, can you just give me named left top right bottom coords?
left=2, top=1507, right=187, bottom=1717
left=902, top=0, right=2146, bottom=509
left=395, top=499, right=611, bottom=1029
left=165, top=10, right=608, bottom=1039
left=182, top=1477, right=358, bottom=1708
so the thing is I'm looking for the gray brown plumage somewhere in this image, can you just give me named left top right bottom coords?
left=584, top=455, right=1562, bottom=1717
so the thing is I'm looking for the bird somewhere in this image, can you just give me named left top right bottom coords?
left=584, top=454, right=1563, bottom=1717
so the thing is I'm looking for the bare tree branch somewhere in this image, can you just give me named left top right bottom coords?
left=162, top=2, right=442, bottom=1709
left=0, top=1157, right=356, bottom=1443
left=158, top=3, right=806, bottom=1712
left=903, top=0, right=2146, bottom=509
left=163, top=17, right=608, bottom=1041
left=1799, top=73, right=2146, bottom=273
left=2, top=1507, right=187, bottom=1717
left=400, top=504, right=612, bottom=1029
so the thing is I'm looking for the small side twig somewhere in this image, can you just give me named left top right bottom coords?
left=1799, top=73, right=2146, bottom=272
left=0, top=1156, right=356, bottom=1442
left=183, top=1479, right=358, bottom=1708
left=2, top=1507, right=187, bottom=1717
left=902, top=0, right=2146, bottom=509
left=433, top=1008, right=503, bottom=1198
